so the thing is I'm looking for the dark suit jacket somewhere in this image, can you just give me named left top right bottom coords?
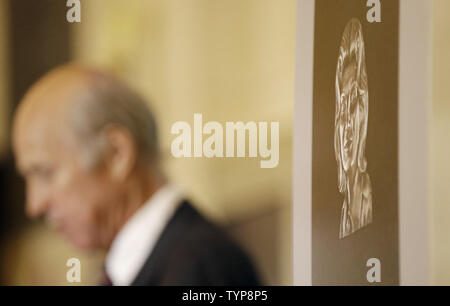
left=130, top=200, right=261, bottom=286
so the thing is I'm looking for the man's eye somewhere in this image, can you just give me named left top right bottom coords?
left=40, top=169, right=54, bottom=179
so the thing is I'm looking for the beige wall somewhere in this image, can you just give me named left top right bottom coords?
left=0, top=0, right=10, bottom=159
left=431, top=0, right=450, bottom=286
left=72, top=0, right=296, bottom=285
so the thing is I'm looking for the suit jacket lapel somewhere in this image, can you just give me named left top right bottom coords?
left=131, top=200, right=194, bottom=285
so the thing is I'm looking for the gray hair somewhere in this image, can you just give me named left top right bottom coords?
left=66, top=69, right=159, bottom=169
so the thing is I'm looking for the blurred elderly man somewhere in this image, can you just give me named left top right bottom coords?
left=12, top=65, right=260, bottom=286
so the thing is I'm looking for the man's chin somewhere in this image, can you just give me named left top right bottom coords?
left=66, top=233, right=97, bottom=250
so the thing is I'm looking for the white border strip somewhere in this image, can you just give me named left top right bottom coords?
left=293, top=0, right=314, bottom=286
left=398, top=0, right=432, bottom=286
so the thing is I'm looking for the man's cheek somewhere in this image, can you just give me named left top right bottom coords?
left=65, top=208, right=96, bottom=244
left=76, top=201, right=102, bottom=234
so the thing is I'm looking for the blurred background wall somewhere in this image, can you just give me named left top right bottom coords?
left=431, top=0, right=450, bottom=286
left=0, top=0, right=296, bottom=285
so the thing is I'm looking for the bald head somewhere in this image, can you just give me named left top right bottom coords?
left=14, top=64, right=159, bottom=169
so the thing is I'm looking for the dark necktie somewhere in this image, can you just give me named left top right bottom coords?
left=100, top=265, right=113, bottom=286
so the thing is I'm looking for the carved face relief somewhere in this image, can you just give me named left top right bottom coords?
left=335, top=18, right=372, bottom=238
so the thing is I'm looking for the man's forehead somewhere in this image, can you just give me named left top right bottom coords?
left=14, top=115, right=70, bottom=172
left=13, top=77, right=83, bottom=155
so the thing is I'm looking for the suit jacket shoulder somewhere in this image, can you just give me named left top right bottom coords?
left=131, top=200, right=261, bottom=286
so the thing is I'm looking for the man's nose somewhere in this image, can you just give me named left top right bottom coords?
left=25, top=183, right=50, bottom=218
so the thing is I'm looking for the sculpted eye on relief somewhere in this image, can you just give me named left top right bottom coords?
left=171, top=114, right=279, bottom=169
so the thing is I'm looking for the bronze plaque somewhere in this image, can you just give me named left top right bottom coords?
left=312, top=0, right=399, bottom=285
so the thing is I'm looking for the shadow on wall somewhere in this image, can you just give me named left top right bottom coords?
left=227, top=204, right=290, bottom=286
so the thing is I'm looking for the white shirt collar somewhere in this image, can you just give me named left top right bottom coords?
left=105, top=184, right=183, bottom=286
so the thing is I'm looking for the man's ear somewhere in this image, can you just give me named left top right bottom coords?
left=102, top=125, right=137, bottom=181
